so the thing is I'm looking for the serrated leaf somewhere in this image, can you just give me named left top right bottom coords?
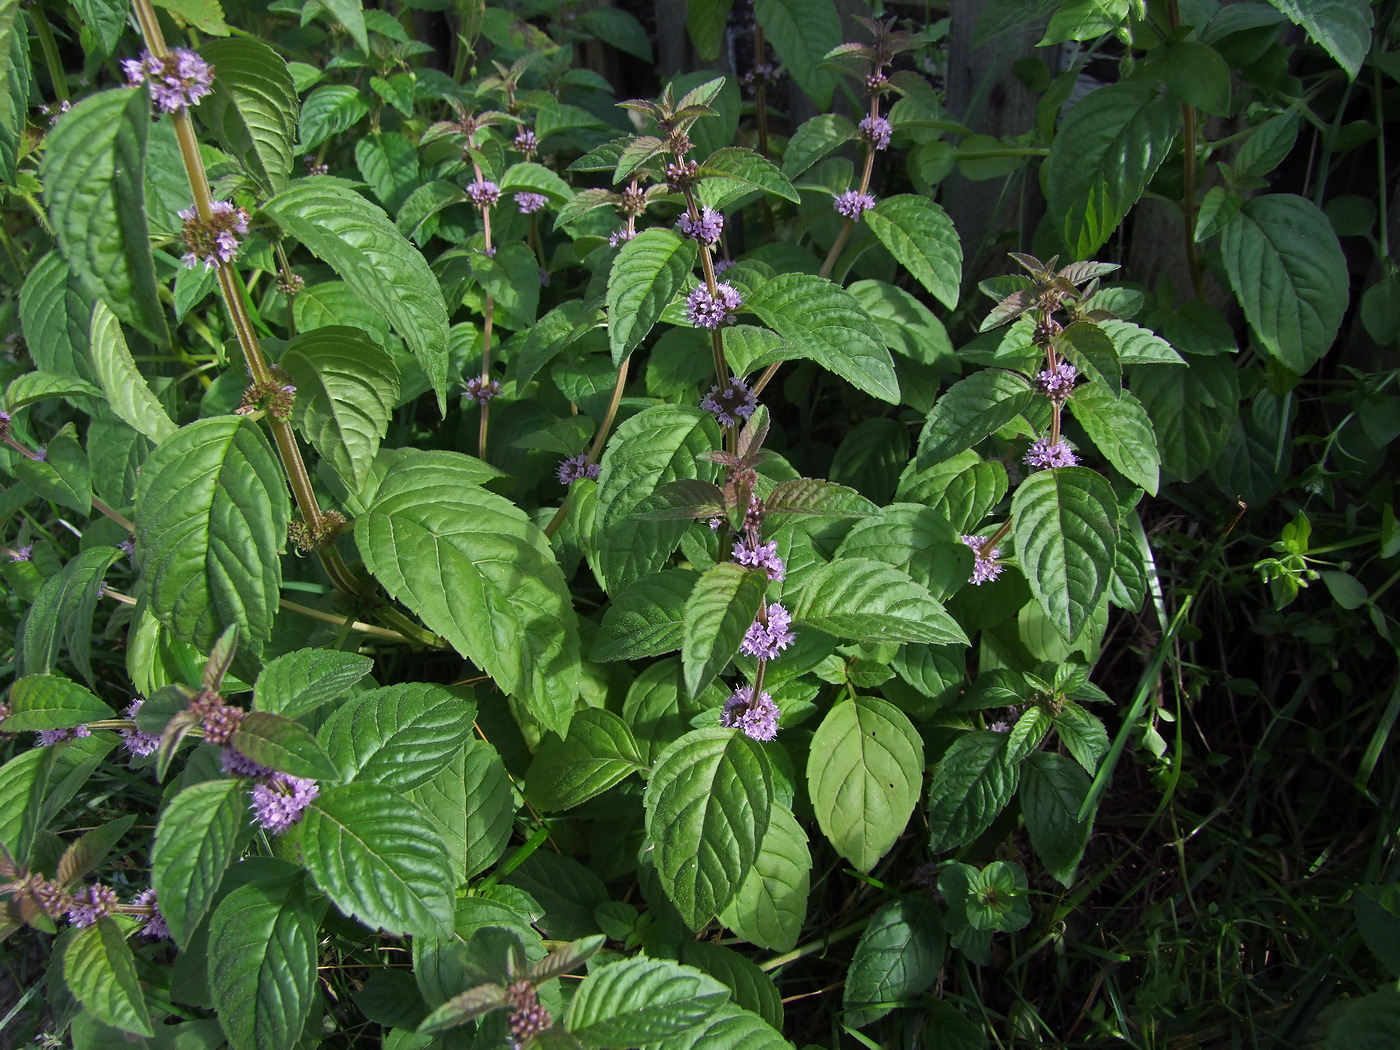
left=135, top=417, right=291, bottom=659
left=718, top=805, right=809, bottom=952
left=302, top=782, right=455, bottom=937
left=916, top=370, right=1035, bottom=467
left=501, top=161, right=574, bottom=203
left=63, top=918, right=154, bottom=1037
left=1052, top=701, right=1110, bottom=775
left=763, top=479, right=878, bottom=518
left=679, top=942, right=784, bottom=1031
left=472, top=241, right=540, bottom=329
left=397, top=181, right=466, bottom=245
left=1100, top=318, right=1184, bottom=365
left=1069, top=384, right=1159, bottom=494
left=4, top=372, right=101, bottom=412
left=1264, top=0, right=1371, bottom=79
left=927, top=731, right=1019, bottom=854
left=19, top=252, right=90, bottom=379
left=17, top=423, right=91, bottom=515
left=606, top=228, right=697, bottom=364
left=356, top=451, right=579, bottom=734
left=355, top=132, right=421, bottom=214
left=1011, top=467, right=1118, bottom=642
left=526, top=708, right=647, bottom=812
left=152, top=779, right=248, bottom=948
left=254, top=648, right=373, bottom=718
left=1044, top=84, right=1179, bottom=259
left=262, top=179, right=451, bottom=413
left=791, top=559, right=968, bottom=646
left=843, top=897, right=945, bottom=1027
left=318, top=682, right=476, bottom=791
left=1152, top=38, right=1231, bottom=115
left=4, top=674, right=112, bottom=731
left=593, top=569, right=698, bottom=662
left=833, top=504, right=968, bottom=600
left=865, top=195, right=962, bottom=310
left=567, top=956, right=731, bottom=1047
left=644, top=729, right=772, bottom=929
left=683, top=563, right=767, bottom=699
left=1022, top=752, right=1093, bottom=886
left=232, top=711, right=338, bottom=780
left=57, top=815, right=136, bottom=889
left=200, top=38, right=298, bottom=195
left=807, top=695, right=924, bottom=872
left=1054, top=320, right=1120, bottom=393
left=743, top=273, right=898, bottom=403
left=697, top=147, right=800, bottom=209
left=43, top=88, right=167, bottom=343
left=1219, top=193, right=1348, bottom=374
left=18, top=545, right=122, bottom=686
left=781, top=113, right=854, bottom=180
left=754, top=0, right=840, bottom=108
left=87, top=299, right=178, bottom=443
left=849, top=279, right=954, bottom=366
left=905, top=457, right=1009, bottom=536
left=298, top=84, right=367, bottom=152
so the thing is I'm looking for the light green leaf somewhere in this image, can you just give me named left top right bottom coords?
left=0, top=735, right=113, bottom=866
left=397, top=181, right=466, bottom=245
left=1219, top=193, right=1348, bottom=373
left=302, top=782, right=455, bottom=937
left=927, top=731, right=1019, bottom=854
left=567, top=957, right=731, bottom=1047
left=62, top=918, right=154, bottom=1037
left=17, top=423, right=91, bottom=516
left=1055, top=320, right=1120, bottom=393
left=355, top=132, right=421, bottom=213
left=807, top=695, right=924, bottom=872
left=209, top=875, right=322, bottom=1050
left=262, top=180, right=450, bottom=412
left=18, top=546, right=123, bottom=686
left=679, top=942, right=783, bottom=1031
left=683, top=563, right=767, bottom=699
left=318, top=682, right=477, bottom=791
left=593, top=569, right=698, bottom=662
left=1040, top=0, right=1128, bottom=44
left=1069, top=384, right=1159, bottom=494
left=791, top=559, right=968, bottom=646
left=152, top=0, right=228, bottom=34
left=865, top=195, right=962, bottom=310
left=901, top=456, right=1009, bottom=536
left=4, top=674, right=112, bottom=731
left=4, top=372, right=101, bottom=412
left=152, top=779, right=247, bottom=948
left=718, top=805, right=809, bottom=952
left=687, top=0, right=734, bottom=59
left=606, top=228, right=696, bottom=364
left=298, top=85, right=367, bottom=154
left=849, top=280, right=954, bottom=366
left=1011, top=466, right=1119, bottom=642
left=754, top=0, right=839, bottom=108
left=200, top=38, right=298, bottom=195
left=697, top=146, right=800, bottom=209
left=1100, top=318, right=1184, bottom=366
left=501, top=161, right=574, bottom=203
left=527, top=708, right=647, bottom=812
left=1264, top=0, right=1371, bottom=79
left=43, top=88, right=167, bottom=344
left=88, top=299, right=178, bottom=443
left=916, top=370, right=1035, bottom=468
left=644, top=729, right=772, bottom=929
left=19, top=252, right=90, bottom=379
left=781, top=113, right=854, bottom=180
left=254, top=648, right=373, bottom=718
left=843, top=897, right=945, bottom=1027
left=232, top=711, right=339, bottom=780
left=355, top=451, right=580, bottom=735
left=472, top=241, right=540, bottom=329
left=1021, top=751, right=1094, bottom=886
left=135, top=417, right=291, bottom=659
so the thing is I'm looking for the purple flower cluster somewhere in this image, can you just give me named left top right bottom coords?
left=178, top=200, right=249, bottom=271
left=676, top=206, right=724, bottom=244
left=719, top=686, right=780, bottom=741
left=515, top=192, right=548, bottom=214
left=467, top=180, right=502, bottom=208
left=686, top=282, right=743, bottom=329
left=1024, top=437, right=1079, bottom=470
left=700, top=378, right=758, bottom=428
left=741, top=602, right=795, bottom=660
left=9, top=544, right=32, bottom=562
left=304, top=157, right=329, bottom=176
left=221, top=746, right=273, bottom=778
left=507, top=980, right=553, bottom=1047
left=38, top=725, right=91, bottom=746
left=120, top=699, right=161, bottom=758
left=556, top=453, right=600, bottom=485
left=250, top=773, right=319, bottom=834
left=1035, top=362, right=1078, bottom=403
left=834, top=190, right=877, bottom=221
left=464, top=376, right=502, bottom=404
left=122, top=48, right=214, bottom=113
left=732, top=538, right=786, bottom=581
left=608, top=227, right=635, bottom=247
left=132, top=888, right=170, bottom=940
left=513, top=129, right=538, bottom=155
left=66, top=884, right=118, bottom=928
left=859, top=115, right=893, bottom=150
left=961, top=534, right=1005, bottom=586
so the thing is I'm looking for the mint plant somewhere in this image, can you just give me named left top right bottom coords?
left=2, top=0, right=1398, bottom=1047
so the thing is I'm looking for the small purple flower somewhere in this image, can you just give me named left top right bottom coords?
left=744, top=61, right=779, bottom=87
left=859, top=115, right=892, bottom=150
left=32, top=448, right=46, bottom=463
left=66, top=884, right=118, bottom=928
left=686, top=282, right=743, bottom=329
left=676, top=206, right=724, bottom=244
left=743, top=496, right=764, bottom=532
left=507, top=980, right=553, bottom=1047
left=989, top=719, right=1012, bottom=734
left=866, top=70, right=890, bottom=94
left=120, top=699, right=161, bottom=758
left=515, top=191, right=548, bottom=214
left=0, top=408, right=10, bottom=434
left=38, top=725, right=91, bottom=746
left=304, top=157, right=329, bottom=176
left=700, top=378, right=758, bottom=428
left=464, top=376, right=502, bottom=404
left=9, top=544, right=32, bottom=562
left=250, top=773, right=319, bottom=834
left=513, top=129, right=538, bottom=155
left=221, top=746, right=273, bottom=779
left=123, top=48, right=214, bottom=113
left=1024, top=437, right=1079, bottom=470
left=961, top=534, right=1005, bottom=586
left=1035, top=362, right=1078, bottom=403
left=178, top=200, right=250, bottom=271
left=608, top=227, right=635, bottom=247
left=740, top=602, right=795, bottom=660
left=556, top=453, right=600, bottom=485
left=119, top=538, right=135, bottom=558
left=834, top=190, right=877, bottom=221
left=467, top=180, right=502, bottom=208
left=132, top=888, right=169, bottom=940
left=732, top=538, right=786, bottom=582
left=707, top=517, right=722, bottom=531
left=713, top=258, right=735, bottom=275
left=719, top=686, right=780, bottom=741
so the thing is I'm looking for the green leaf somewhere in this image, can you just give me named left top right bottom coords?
left=318, top=682, right=476, bottom=791
left=683, top=563, right=767, bottom=699
left=697, top=147, right=800, bottom=209
left=642, top=1003, right=790, bottom=1050
left=1044, top=84, right=1178, bottom=259
left=282, top=326, right=400, bottom=492
left=420, top=739, right=514, bottom=879
left=208, top=875, right=322, bottom=1050
left=902, top=456, right=1009, bottom=535
left=0, top=749, right=53, bottom=865
left=355, top=132, right=421, bottom=214
left=1011, top=467, right=1119, bottom=643
left=687, top=0, right=734, bottom=59
left=916, top=370, right=1035, bottom=468
left=1219, top=194, right=1349, bottom=373
left=302, top=783, right=455, bottom=937
left=849, top=280, right=954, bottom=366
left=43, top=88, right=167, bottom=344
left=791, top=559, right=968, bottom=646
left=500, top=161, right=574, bottom=203
left=152, top=0, right=228, bottom=34
left=1055, top=320, right=1120, bottom=393
left=232, top=711, right=338, bottom=781
left=1100, top=318, right=1184, bottom=366
left=718, top=805, right=809, bottom=952
left=807, top=695, right=924, bottom=872
left=254, top=648, right=373, bottom=718
left=577, top=5, right=651, bottom=58
left=1354, top=885, right=1400, bottom=976
left=57, top=815, right=137, bottom=889
left=0, top=0, right=23, bottom=137
left=1324, top=989, right=1400, bottom=1050
left=62, top=918, right=154, bottom=1037
left=472, top=241, right=540, bottom=329
left=1021, top=752, right=1093, bottom=887
left=17, top=545, right=122, bottom=686
left=754, top=0, right=839, bottom=108
left=927, top=731, right=1019, bottom=854
left=781, top=113, right=854, bottom=180
left=842, top=897, right=945, bottom=1027
left=1069, top=384, right=1159, bottom=494
left=87, top=299, right=178, bottom=443
left=397, top=181, right=466, bottom=245
left=4, top=674, right=112, bottom=731
left=566, top=957, right=731, bottom=1047
left=1039, top=0, right=1128, bottom=44
left=354, top=451, right=580, bottom=735
left=591, top=405, right=720, bottom=592
left=593, top=569, right=698, bottom=662
left=606, top=228, right=696, bottom=364
left=1263, top=0, right=1371, bottom=79
left=135, top=417, right=291, bottom=659
left=679, top=943, right=783, bottom=1031
left=864, top=195, right=962, bottom=310
left=261, top=179, right=451, bottom=413
left=298, top=84, right=367, bottom=152
left=4, top=372, right=101, bottom=412
left=527, top=708, right=647, bottom=812
left=644, top=729, right=772, bottom=929
left=1152, top=39, right=1231, bottom=115
left=200, top=38, right=298, bottom=195
left=743, top=273, right=898, bottom=403
left=1234, top=112, right=1301, bottom=180
left=152, top=779, right=247, bottom=949
left=1052, top=701, right=1110, bottom=775
left=19, top=252, right=90, bottom=379
left=16, top=423, right=91, bottom=516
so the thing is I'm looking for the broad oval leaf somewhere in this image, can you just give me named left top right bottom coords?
left=1263, top=0, right=1372, bottom=79
left=927, top=730, right=1019, bottom=854
left=865, top=195, right=962, bottom=310
left=606, top=227, right=697, bottom=364
left=87, top=300, right=177, bottom=443
left=151, top=779, right=248, bottom=948
left=232, top=711, right=339, bottom=781
left=317, top=682, right=477, bottom=791
left=566, top=956, right=731, bottom=1047
left=62, top=918, right=154, bottom=1037
left=16, top=545, right=121, bottom=685
left=754, top=0, right=839, bottom=108
left=135, top=417, right=291, bottom=659
left=1021, top=751, right=1094, bottom=887
left=1069, top=385, right=1160, bottom=495
left=593, top=568, right=698, bottom=662
left=697, top=146, right=800, bottom=208
left=718, top=804, right=810, bottom=952
left=4, top=674, right=112, bottom=731
left=297, top=84, right=367, bottom=151
left=200, top=37, right=298, bottom=195
left=526, top=708, right=647, bottom=812
left=253, top=648, right=374, bottom=718
left=683, top=563, right=767, bottom=699
left=842, top=897, right=946, bottom=1027
left=782, top=113, right=855, bottom=180
left=790, top=559, right=968, bottom=646
left=916, top=369, right=1035, bottom=468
